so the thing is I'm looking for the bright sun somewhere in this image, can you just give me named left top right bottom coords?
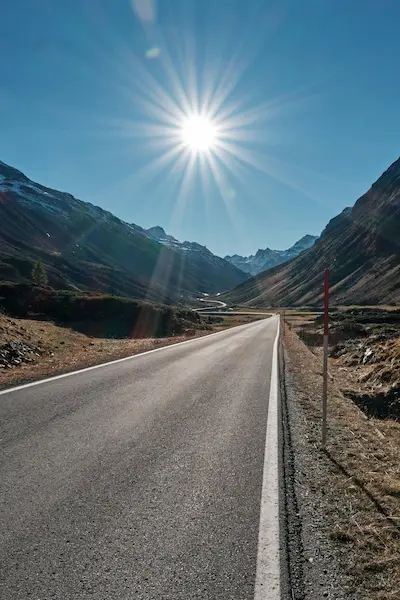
left=180, top=115, right=218, bottom=153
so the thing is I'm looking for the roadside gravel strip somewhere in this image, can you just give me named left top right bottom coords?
left=281, top=340, right=351, bottom=599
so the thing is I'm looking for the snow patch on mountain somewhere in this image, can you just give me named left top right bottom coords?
left=0, top=178, right=68, bottom=216
left=225, top=234, right=318, bottom=275
left=143, top=226, right=247, bottom=272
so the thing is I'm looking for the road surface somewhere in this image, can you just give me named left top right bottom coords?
left=0, top=316, right=281, bottom=600
left=194, top=298, right=227, bottom=312
left=195, top=310, right=272, bottom=316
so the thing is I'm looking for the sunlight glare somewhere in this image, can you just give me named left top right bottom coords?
left=180, top=115, right=218, bottom=153
left=108, top=28, right=313, bottom=215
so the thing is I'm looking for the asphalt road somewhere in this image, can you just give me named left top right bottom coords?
left=194, top=311, right=272, bottom=316
left=193, top=298, right=227, bottom=311
left=0, top=315, right=280, bottom=600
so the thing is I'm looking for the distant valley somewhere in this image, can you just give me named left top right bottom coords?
left=137, top=225, right=318, bottom=278
left=1, top=156, right=399, bottom=308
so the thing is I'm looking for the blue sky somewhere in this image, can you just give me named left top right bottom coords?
left=1, top=0, right=399, bottom=257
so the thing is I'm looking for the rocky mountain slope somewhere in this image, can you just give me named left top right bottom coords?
left=144, top=225, right=248, bottom=286
left=224, top=157, right=400, bottom=306
left=225, top=234, right=318, bottom=275
left=0, top=160, right=247, bottom=303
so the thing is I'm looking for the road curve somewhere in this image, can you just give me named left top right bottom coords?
left=0, top=316, right=280, bottom=600
left=194, top=298, right=228, bottom=311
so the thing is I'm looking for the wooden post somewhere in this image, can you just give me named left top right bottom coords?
left=322, top=269, right=329, bottom=447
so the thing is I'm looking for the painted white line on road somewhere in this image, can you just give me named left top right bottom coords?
left=254, top=317, right=281, bottom=600
left=0, top=317, right=271, bottom=397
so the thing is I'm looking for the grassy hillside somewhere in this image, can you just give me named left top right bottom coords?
left=0, top=283, right=203, bottom=339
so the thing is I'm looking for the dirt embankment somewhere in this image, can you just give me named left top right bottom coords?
left=283, top=308, right=400, bottom=600
left=0, top=315, right=201, bottom=389
left=0, top=312, right=266, bottom=390
left=0, top=283, right=210, bottom=388
left=297, top=308, right=400, bottom=420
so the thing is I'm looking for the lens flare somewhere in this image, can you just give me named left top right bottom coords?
left=102, top=12, right=318, bottom=231
left=180, top=115, right=218, bottom=153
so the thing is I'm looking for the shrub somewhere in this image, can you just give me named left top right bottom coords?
left=31, top=259, right=48, bottom=287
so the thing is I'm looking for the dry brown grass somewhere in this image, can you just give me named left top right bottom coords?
left=284, top=322, right=400, bottom=599
left=0, top=315, right=215, bottom=389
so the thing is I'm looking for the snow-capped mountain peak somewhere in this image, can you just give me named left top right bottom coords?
left=146, top=226, right=179, bottom=244
left=225, top=235, right=318, bottom=275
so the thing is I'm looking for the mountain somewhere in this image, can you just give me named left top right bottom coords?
left=144, top=225, right=248, bottom=288
left=225, top=235, right=318, bottom=275
left=223, top=157, right=400, bottom=306
left=146, top=226, right=179, bottom=245
left=0, top=160, right=247, bottom=303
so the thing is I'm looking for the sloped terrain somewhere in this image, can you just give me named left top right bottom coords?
left=0, top=283, right=205, bottom=338
left=144, top=225, right=248, bottom=288
left=296, top=308, right=400, bottom=419
left=225, top=234, right=318, bottom=275
left=0, top=161, right=246, bottom=303
left=225, top=157, right=400, bottom=306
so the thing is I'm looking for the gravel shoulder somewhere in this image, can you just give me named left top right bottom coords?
left=282, top=321, right=400, bottom=600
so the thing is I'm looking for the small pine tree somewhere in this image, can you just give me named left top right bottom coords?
left=31, top=259, right=48, bottom=287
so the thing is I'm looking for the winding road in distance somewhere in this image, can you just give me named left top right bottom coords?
left=0, top=315, right=281, bottom=600
left=194, top=297, right=228, bottom=311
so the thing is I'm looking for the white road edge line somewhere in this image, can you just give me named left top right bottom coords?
left=254, top=316, right=281, bottom=600
left=0, top=316, right=271, bottom=397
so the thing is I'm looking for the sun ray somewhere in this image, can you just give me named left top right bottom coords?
left=214, top=138, right=325, bottom=204
left=203, top=151, right=245, bottom=245
left=88, top=4, right=325, bottom=234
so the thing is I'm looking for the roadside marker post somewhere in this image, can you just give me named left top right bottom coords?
left=322, top=268, right=329, bottom=447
